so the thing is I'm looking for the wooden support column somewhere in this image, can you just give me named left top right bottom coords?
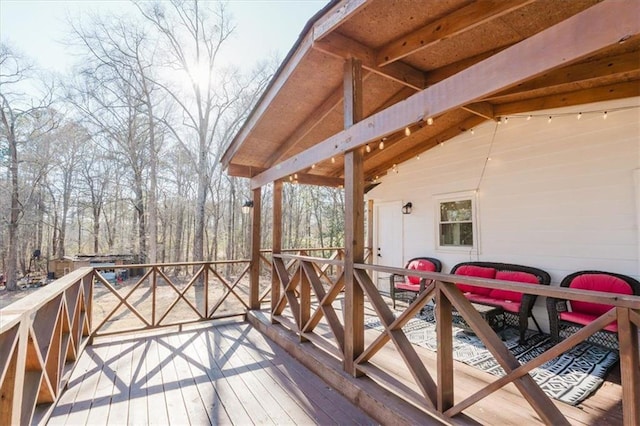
left=436, top=284, right=454, bottom=412
left=367, top=199, right=373, bottom=264
left=617, top=307, right=640, bottom=425
left=271, top=181, right=283, bottom=322
left=344, top=57, right=365, bottom=376
left=249, top=187, right=261, bottom=310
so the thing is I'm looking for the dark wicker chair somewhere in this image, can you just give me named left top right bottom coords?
left=450, top=261, right=551, bottom=344
left=547, top=270, right=640, bottom=350
left=389, top=257, right=442, bottom=310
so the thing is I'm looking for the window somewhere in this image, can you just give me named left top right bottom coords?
left=435, top=192, right=477, bottom=252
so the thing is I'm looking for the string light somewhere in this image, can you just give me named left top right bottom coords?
left=365, top=143, right=371, bottom=153
left=503, top=117, right=509, bottom=124
left=426, top=117, right=434, bottom=125
left=289, top=175, right=293, bottom=181
left=404, top=126, right=411, bottom=136
left=331, top=157, right=335, bottom=164
left=311, top=163, right=316, bottom=169
left=378, top=140, right=385, bottom=150
left=416, top=155, right=420, bottom=160
left=492, top=105, right=636, bottom=123
left=470, top=128, right=475, bottom=135
left=294, top=173, right=298, bottom=179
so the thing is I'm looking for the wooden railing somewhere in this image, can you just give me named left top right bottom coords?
left=270, top=254, right=640, bottom=425
left=0, top=267, right=94, bottom=425
left=0, top=260, right=252, bottom=424
left=258, top=248, right=348, bottom=304
left=92, top=260, right=251, bottom=337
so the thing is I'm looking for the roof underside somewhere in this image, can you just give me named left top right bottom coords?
left=222, top=0, right=640, bottom=188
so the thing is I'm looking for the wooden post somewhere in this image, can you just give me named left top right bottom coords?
left=249, top=187, right=262, bottom=310
left=343, top=57, right=364, bottom=376
left=436, top=284, right=454, bottom=412
left=367, top=199, right=373, bottom=264
left=617, top=307, right=640, bottom=425
left=271, top=181, right=283, bottom=323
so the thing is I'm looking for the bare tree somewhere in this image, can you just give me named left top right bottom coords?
left=0, top=44, right=56, bottom=289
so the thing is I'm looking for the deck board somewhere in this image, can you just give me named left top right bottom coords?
left=49, top=320, right=374, bottom=425
left=263, top=299, right=626, bottom=426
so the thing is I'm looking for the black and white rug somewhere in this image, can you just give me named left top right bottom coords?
left=365, top=306, right=619, bottom=406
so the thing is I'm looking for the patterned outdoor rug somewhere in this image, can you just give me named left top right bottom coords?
left=365, top=306, right=619, bottom=406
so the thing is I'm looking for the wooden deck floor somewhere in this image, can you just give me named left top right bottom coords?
left=48, top=320, right=375, bottom=425
left=250, top=298, right=625, bottom=426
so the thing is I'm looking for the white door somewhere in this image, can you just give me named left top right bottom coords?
left=374, top=201, right=404, bottom=293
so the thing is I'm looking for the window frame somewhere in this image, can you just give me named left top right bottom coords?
left=434, top=190, right=479, bottom=254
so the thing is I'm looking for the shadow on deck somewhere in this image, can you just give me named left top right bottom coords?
left=48, top=320, right=377, bottom=425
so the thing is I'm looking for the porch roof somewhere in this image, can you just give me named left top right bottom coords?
left=221, top=0, right=640, bottom=189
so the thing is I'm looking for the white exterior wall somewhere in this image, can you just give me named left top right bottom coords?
left=368, top=98, right=640, bottom=284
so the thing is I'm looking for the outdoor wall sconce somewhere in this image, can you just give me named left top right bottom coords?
left=402, top=202, right=413, bottom=215
left=242, top=200, right=254, bottom=214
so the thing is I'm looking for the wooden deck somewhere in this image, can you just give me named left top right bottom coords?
left=249, top=297, right=626, bottom=426
left=47, top=320, right=376, bottom=425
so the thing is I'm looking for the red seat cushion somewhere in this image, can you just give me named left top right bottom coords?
left=454, top=265, right=496, bottom=295
left=560, top=311, right=619, bottom=332
left=465, top=294, right=521, bottom=313
left=489, top=271, right=540, bottom=303
left=395, top=282, right=421, bottom=292
left=405, top=259, right=437, bottom=285
left=569, top=274, right=633, bottom=317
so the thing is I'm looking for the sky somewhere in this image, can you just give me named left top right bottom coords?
left=0, top=0, right=328, bottom=75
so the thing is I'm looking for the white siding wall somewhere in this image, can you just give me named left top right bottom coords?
left=368, top=98, right=640, bottom=285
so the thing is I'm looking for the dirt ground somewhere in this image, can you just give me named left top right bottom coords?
left=0, top=285, right=42, bottom=309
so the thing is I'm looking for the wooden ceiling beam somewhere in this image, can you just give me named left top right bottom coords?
left=493, top=80, right=640, bottom=116
left=364, top=115, right=487, bottom=181
left=285, top=174, right=344, bottom=188
left=264, top=73, right=371, bottom=168
left=462, top=102, right=495, bottom=120
left=314, top=32, right=426, bottom=90
left=312, top=0, right=368, bottom=41
left=250, top=0, right=640, bottom=190
left=376, top=0, right=534, bottom=66
left=226, top=164, right=266, bottom=178
left=489, top=51, right=640, bottom=100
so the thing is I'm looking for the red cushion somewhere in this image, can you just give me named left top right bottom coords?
left=395, top=282, right=421, bottom=292
left=406, top=259, right=436, bottom=285
left=465, top=294, right=521, bottom=313
left=560, top=311, right=618, bottom=332
left=569, top=274, right=633, bottom=316
left=489, top=271, right=540, bottom=303
left=454, top=265, right=496, bottom=295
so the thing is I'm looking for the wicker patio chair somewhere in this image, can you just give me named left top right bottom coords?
left=389, top=257, right=442, bottom=310
left=547, top=270, right=640, bottom=350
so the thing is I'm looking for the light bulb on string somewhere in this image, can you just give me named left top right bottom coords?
left=548, top=116, right=552, bottom=123
left=426, top=117, right=434, bottom=125
left=470, top=128, right=475, bottom=135
left=331, top=157, right=335, bottom=164
left=577, top=112, right=582, bottom=120
left=603, top=111, right=608, bottom=120
left=504, top=117, right=509, bottom=124
left=311, top=163, right=316, bottom=169
left=527, top=115, right=532, bottom=121
left=379, top=140, right=385, bottom=150
left=404, top=127, right=411, bottom=136
left=365, top=144, right=371, bottom=153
